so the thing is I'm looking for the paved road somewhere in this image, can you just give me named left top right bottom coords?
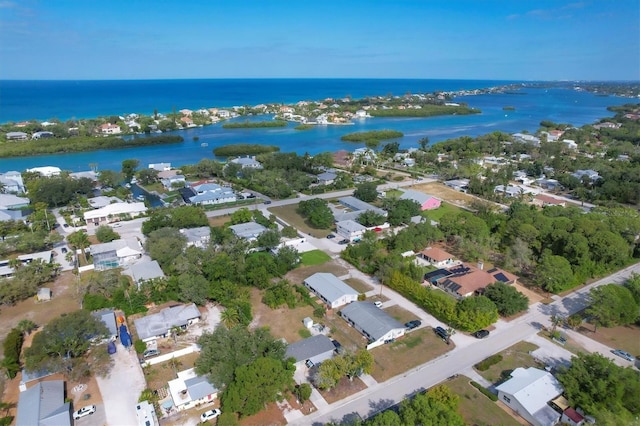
left=296, top=261, right=640, bottom=425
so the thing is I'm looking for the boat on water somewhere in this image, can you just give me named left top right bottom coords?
left=125, top=183, right=131, bottom=188
left=201, top=142, right=208, bottom=147
left=136, top=195, right=145, bottom=201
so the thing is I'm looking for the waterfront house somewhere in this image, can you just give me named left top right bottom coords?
left=161, top=174, right=186, bottom=189
left=304, top=272, right=359, bottom=309
left=70, top=170, right=98, bottom=181
left=562, top=139, right=578, bottom=150
left=26, top=166, right=61, bottom=177
left=6, top=132, right=28, bottom=141
left=99, top=123, right=122, bottom=134
left=512, top=133, right=541, bottom=146
left=188, top=183, right=236, bottom=205
left=149, top=163, right=171, bottom=171
left=339, top=302, right=406, bottom=350
left=0, top=194, right=29, bottom=209
left=285, top=335, right=336, bottom=367
left=87, top=196, right=123, bottom=209
left=16, top=380, right=71, bottom=426
left=90, top=238, right=143, bottom=270
left=0, top=171, right=26, bottom=193
left=168, top=368, right=218, bottom=412
left=84, top=202, right=147, bottom=226
left=495, top=367, right=563, bottom=426
left=494, top=185, right=526, bottom=198
left=399, top=189, right=441, bottom=211
left=230, top=156, right=263, bottom=169
left=31, top=131, right=54, bottom=139
left=134, top=303, right=201, bottom=343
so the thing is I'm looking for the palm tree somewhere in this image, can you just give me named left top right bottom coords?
left=220, top=307, right=240, bottom=328
left=17, top=319, right=37, bottom=337
left=550, top=315, right=563, bottom=336
left=0, top=357, right=20, bottom=379
left=67, top=231, right=90, bottom=263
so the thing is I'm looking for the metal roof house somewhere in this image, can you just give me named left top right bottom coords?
left=335, top=219, right=367, bottom=242
left=168, top=368, right=218, bottom=412
left=0, top=194, right=30, bottom=209
left=180, top=226, right=211, bottom=248
left=16, top=380, right=71, bottom=426
left=400, top=189, right=441, bottom=211
left=188, top=183, right=236, bottom=205
left=93, top=309, right=118, bottom=340
left=84, top=202, right=147, bottom=226
left=134, top=303, right=201, bottom=343
left=339, top=302, right=406, bottom=350
left=229, top=221, right=267, bottom=241
left=304, top=273, right=359, bottom=309
left=338, top=196, right=387, bottom=217
left=285, top=335, right=336, bottom=366
left=495, top=367, right=563, bottom=426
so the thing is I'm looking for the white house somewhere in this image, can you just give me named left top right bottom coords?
left=495, top=367, right=563, bottom=426
left=340, top=302, right=406, bottom=350
left=134, top=303, right=201, bottom=343
left=228, top=221, right=267, bottom=241
left=0, top=171, right=26, bottom=193
left=6, top=131, right=28, bottom=141
left=135, top=401, right=159, bottom=426
left=26, top=166, right=61, bottom=177
left=168, top=368, right=218, bottom=412
left=84, top=202, right=147, bottom=226
left=418, top=247, right=456, bottom=268
left=90, top=238, right=143, bottom=270
left=180, top=226, right=211, bottom=248
left=335, top=220, right=367, bottom=242
left=561, top=139, right=578, bottom=150
left=230, top=156, right=263, bottom=169
left=99, top=123, right=122, bottom=134
left=188, top=183, right=236, bottom=205
left=304, top=272, right=359, bottom=309
left=161, top=174, right=186, bottom=189
left=149, top=163, right=171, bottom=171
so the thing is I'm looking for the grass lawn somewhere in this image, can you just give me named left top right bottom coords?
left=269, top=204, right=332, bottom=237
left=384, top=305, right=419, bottom=325
left=384, top=189, right=403, bottom=198
left=300, top=250, right=331, bottom=266
left=446, top=375, right=520, bottom=426
left=318, top=376, right=367, bottom=404
left=344, top=278, right=373, bottom=294
left=250, top=288, right=315, bottom=344
left=474, top=341, right=541, bottom=384
left=285, top=260, right=349, bottom=284
left=421, top=201, right=461, bottom=222
left=370, top=328, right=453, bottom=382
left=143, top=352, right=200, bottom=391
left=576, top=323, right=640, bottom=358
left=140, top=182, right=166, bottom=194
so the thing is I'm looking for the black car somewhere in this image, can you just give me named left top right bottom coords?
left=473, top=329, right=490, bottom=339
left=434, top=326, right=449, bottom=340
left=405, top=320, right=422, bottom=330
left=61, top=247, right=68, bottom=254
left=338, top=239, right=349, bottom=245
left=326, top=234, right=336, bottom=239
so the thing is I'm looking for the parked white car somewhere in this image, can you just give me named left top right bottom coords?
left=200, top=408, right=222, bottom=422
left=73, top=405, right=96, bottom=420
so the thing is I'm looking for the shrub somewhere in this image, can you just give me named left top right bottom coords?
left=298, top=329, right=312, bottom=339
left=470, top=381, right=498, bottom=401
left=2, top=328, right=23, bottom=378
left=313, top=306, right=325, bottom=319
left=294, top=383, right=312, bottom=402
left=134, top=339, right=147, bottom=354
left=474, top=354, right=503, bottom=371
left=358, top=293, right=366, bottom=301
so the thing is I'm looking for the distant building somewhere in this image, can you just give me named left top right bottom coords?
left=571, top=169, right=600, bottom=182
left=533, top=194, right=566, bottom=208
left=6, top=131, right=28, bottom=141
left=495, top=367, right=563, bottom=426
left=148, top=163, right=171, bottom=171
left=339, top=302, right=406, bottom=350
left=512, top=133, right=541, bottom=146
left=26, top=166, right=61, bottom=177
left=84, top=202, right=147, bottom=226
left=99, top=123, right=122, bottom=134
left=304, top=272, right=359, bottom=309
left=87, top=196, right=123, bottom=209
left=0, top=171, right=26, bottom=193
left=230, top=156, right=263, bottom=169
left=32, top=131, right=54, bottom=139
left=134, top=303, right=201, bottom=342
left=69, top=170, right=98, bottom=181
left=161, top=174, right=186, bottom=189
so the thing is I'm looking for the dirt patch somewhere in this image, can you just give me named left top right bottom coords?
left=344, top=278, right=373, bottom=294
left=285, top=260, right=349, bottom=285
left=143, top=352, right=200, bottom=391
left=511, top=283, right=545, bottom=305
left=208, top=215, right=231, bottom=228
left=250, top=287, right=315, bottom=344
left=318, top=376, right=367, bottom=404
left=412, top=182, right=479, bottom=207
left=576, top=323, right=640, bottom=357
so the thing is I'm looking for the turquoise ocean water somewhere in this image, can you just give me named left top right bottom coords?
left=0, top=79, right=631, bottom=172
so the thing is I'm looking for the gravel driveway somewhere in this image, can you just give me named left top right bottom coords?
left=96, top=343, right=147, bottom=426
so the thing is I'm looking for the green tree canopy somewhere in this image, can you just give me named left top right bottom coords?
left=454, top=295, right=499, bottom=331
left=144, top=227, right=187, bottom=271
left=298, top=198, right=333, bottom=229
left=95, top=225, right=120, bottom=243
left=484, top=282, right=529, bottom=316
left=353, top=182, right=379, bottom=202
left=586, top=284, right=639, bottom=329
left=536, top=253, right=574, bottom=293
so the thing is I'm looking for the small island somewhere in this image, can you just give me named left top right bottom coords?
left=503, top=106, right=516, bottom=111
left=213, top=143, right=280, bottom=157
left=341, top=130, right=404, bottom=142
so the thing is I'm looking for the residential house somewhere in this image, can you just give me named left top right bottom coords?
left=188, top=183, right=236, bottom=205
left=135, top=401, right=159, bottom=426
left=535, top=178, right=562, bottom=191
left=402, top=157, right=416, bottom=167
left=512, top=133, right=541, bottom=146
left=84, top=202, right=147, bottom=226
left=229, top=221, right=267, bottom=241
left=179, top=109, right=193, bottom=116
left=0, top=171, right=26, bottom=193
left=285, top=335, right=336, bottom=367
left=427, top=262, right=518, bottom=299
left=161, top=174, right=186, bottom=189
left=180, top=116, right=194, bottom=127
left=533, top=194, right=566, bottom=208
left=134, top=303, right=201, bottom=343
left=69, top=170, right=98, bottom=181
left=180, top=226, right=211, bottom=248
left=561, top=139, right=578, bottom=150
left=32, top=131, right=54, bottom=139
left=158, top=169, right=179, bottom=180
left=168, top=368, right=218, bottom=412
left=15, top=380, right=71, bottom=426
left=419, top=247, right=456, bottom=268
left=0, top=194, right=29, bottom=209
left=99, top=123, right=122, bottom=134
left=316, top=171, right=337, bottom=185
left=444, top=179, right=469, bottom=192
left=353, top=147, right=377, bottom=163
left=149, top=163, right=171, bottom=171
left=92, top=309, right=118, bottom=340
left=6, top=131, right=28, bottom=141
left=495, top=367, right=563, bottom=426
left=0, top=250, right=53, bottom=278
left=338, top=196, right=386, bottom=218
left=571, top=169, right=601, bottom=182
left=335, top=220, right=367, bottom=242
left=304, top=272, right=359, bottom=309
left=89, top=238, right=143, bottom=270
left=339, top=302, right=406, bottom=350
left=400, top=189, right=441, bottom=211
left=494, top=185, right=525, bottom=198
left=561, top=408, right=585, bottom=426
left=230, top=156, right=263, bottom=169
left=122, top=260, right=166, bottom=287
left=87, top=196, right=123, bottom=209
left=26, top=166, right=61, bottom=177
left=0, top=209, right=27, bottom=223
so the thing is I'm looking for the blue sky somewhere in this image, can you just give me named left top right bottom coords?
left=0, top=0, right=638, bottom=80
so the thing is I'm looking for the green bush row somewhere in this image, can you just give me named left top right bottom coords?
left=470, top=381, right=498, bottom=401
left=474, top=354, right=503, bottom=371
left=341, top=129, right=403, bottom=142
left=3, top=328, right=24, bottom=378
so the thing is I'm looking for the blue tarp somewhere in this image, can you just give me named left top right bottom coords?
left=107, top=341, right=117, bottom=354
left=119, top=324, right=132, bottom=347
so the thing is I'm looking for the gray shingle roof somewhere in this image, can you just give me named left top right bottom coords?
left=336, top=220, right=366, bottom=233
left=93, top=309, right=117, bottom=337
left=229, top=221, right=267, bottom=239
left=134, top=303, right=200, bottom=341
left=304, top=273, right=358, bottom=305
left=16, top=380, right=71, bottom=426
left=340, top=302, right=404, bottom=341
left=123, top=260, right=165, bottom=283
left=285, top=335, right=335, bottom=362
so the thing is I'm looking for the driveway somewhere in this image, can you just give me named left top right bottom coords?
left=73, top=403, right=107, bottom=426
left=96, top=342, right=147, bottom=426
